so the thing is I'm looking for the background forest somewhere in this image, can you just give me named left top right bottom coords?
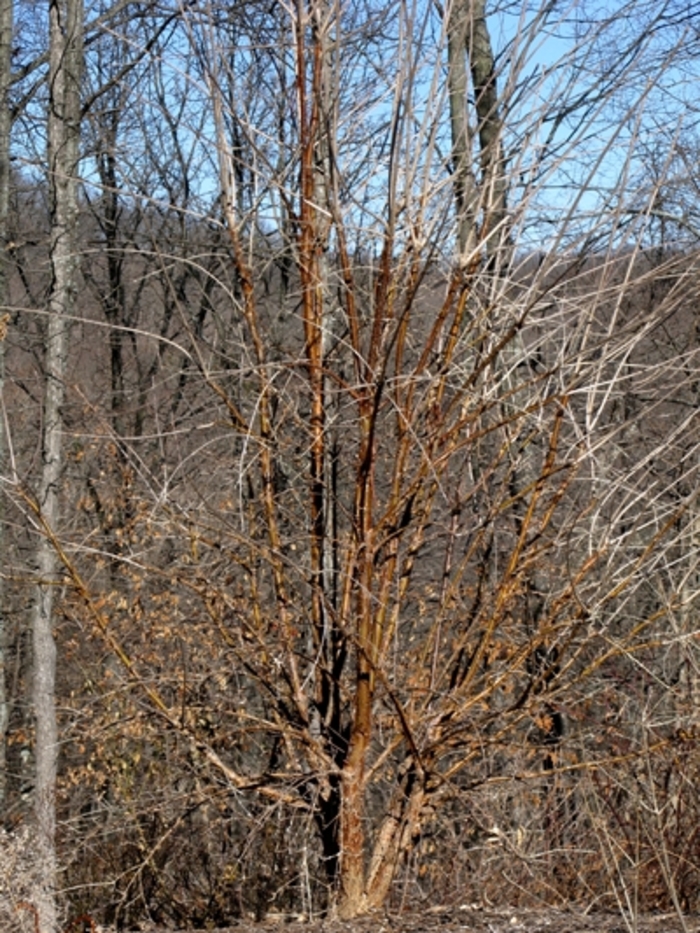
left=0, top=0, right=699, bottom=930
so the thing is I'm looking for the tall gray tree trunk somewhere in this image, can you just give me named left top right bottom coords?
left=31, top=0, right=83, bottom=928
left=0, top=0, right=13, bottom=811
left=447, top=0, right=477, bottom=265
left=447, top=0, right=509, bottom=271
left=466, top=0, right=509, bottom=270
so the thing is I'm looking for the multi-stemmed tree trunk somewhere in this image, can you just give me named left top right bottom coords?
left=30, top=0, right=83, bottom=928
left=75, top=0, right=693, bottom=921
left=2, top=0, right=696, bottom=924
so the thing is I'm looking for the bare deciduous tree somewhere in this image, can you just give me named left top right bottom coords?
left=0, top=0, right=698, bottom=925
left=0, top=0, right=12, bottom=811
left=28, top=0, right=83, bottom=928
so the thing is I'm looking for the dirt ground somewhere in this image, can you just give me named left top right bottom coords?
left=133, top=905, right=700, bottom=933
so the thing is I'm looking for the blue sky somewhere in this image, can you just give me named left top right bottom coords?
left=17, top=0, right=695, bottom=258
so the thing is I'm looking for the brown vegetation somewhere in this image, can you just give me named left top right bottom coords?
left=0, top=0, right=699, bottom=930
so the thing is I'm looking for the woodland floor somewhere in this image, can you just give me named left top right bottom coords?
left=133, top=906, right=700, bottom=933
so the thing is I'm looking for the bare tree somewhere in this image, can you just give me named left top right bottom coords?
left=0, top=0, right=12, bottom=811
left=28, top=0, right=83, bottom=928
left=1, top=0, right=699, bottom=924
left=39, top=0, right=695, bottom=921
